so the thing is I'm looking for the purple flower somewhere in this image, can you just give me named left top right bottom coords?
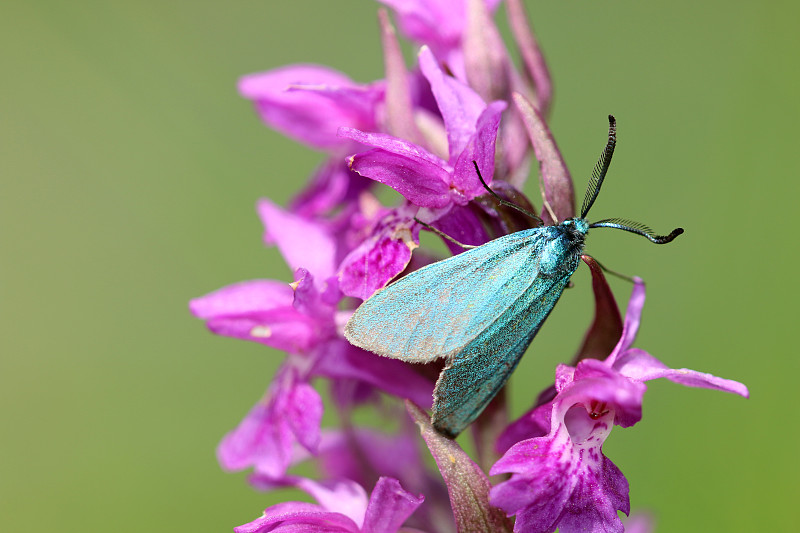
left=190, top=201, right=434, bottom=480
left=334, top=46, right=510, bottom=298
left=345, top=46, right=505, bottom=208
left=235, top=476, right=425, bottom=533
left=191, top=267, right=433, bottom=478
left=489, top=280, right=748, bottom=533
left=341, top=47, right=504, bottom=210
left=191, top=2, right=748, bottom=531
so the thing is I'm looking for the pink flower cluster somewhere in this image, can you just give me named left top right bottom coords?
left=190, top=1, right=747, bottom=531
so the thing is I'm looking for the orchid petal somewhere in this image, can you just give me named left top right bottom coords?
left=491, top=422, right=629, bottom=533
left=568, top=359, right=646, bottom=428
left=616, top=348, right=750, bottom=397
left=239, top=65, right=380, bottom=150
left=430, top=205, right=492, bottom=253
left=362, top=477, right=424, bottom=533
left=495, top=400, right=552, bottom=455
left=419, top=46, right=488, bottom=161
left=340, top=127, right=448, bottom=168
left=217, top=371, right=323, bottom=478
left=190, top=280, right=316, bottom=353
left=190, top=280, right=293, bottom=318
left=607, top=277, right=646, bottom=365
left=452, top=101, right=506, bottom=196
left=290, top=158, right=371, bottom=219
left=294, top=478, right=369, bottom=526
left=338, top=209, right=420, bottom=300
left=258, top=198, right=337, bottom=282
left=377, top=0, right=464, bottom=56
left=348, top=151, right=451, bottom=208
left=233, top=501, right=358, bottom=533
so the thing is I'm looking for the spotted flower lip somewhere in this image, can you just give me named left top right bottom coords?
left=235, top=476, right=425, bottom=533
left=490, top=280, right=749, bottom=533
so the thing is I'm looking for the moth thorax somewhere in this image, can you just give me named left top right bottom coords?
left=560, top=217, right=589, bottom=244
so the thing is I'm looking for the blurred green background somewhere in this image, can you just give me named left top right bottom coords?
left=2, top=1, right=797, bottom=531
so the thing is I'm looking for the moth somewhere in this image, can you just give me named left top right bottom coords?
left=345, top=116, right=682, bottom=437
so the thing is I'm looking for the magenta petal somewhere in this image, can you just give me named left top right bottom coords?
left=608, top=278, right=646, bottom=364
left=218, top=400, right=291, bottom=477
left=286, top=381, right=324, bottom=452
left=338, top=210, right=419, bottom=300
left=490, top=434, right=576, bottom=531
left=313, top=340, right=433, bottom=408
left=289, top=83, right=384, bottom=126
left=217, top=371, right=323, bottom=478
left=291, top=268, right=340, bottom=327
left=203, top=313, right=316, bottom=353
left=190, top=280, right=316, bottom=353
left=616, top=348, right=750, bottom=398
left=233, top=501, right=358, bottom=533
left=362, top=477, right=424, bottom=533
left=624, top=513, right=656, bottom=533
left=339, top=235, right=407, bottom=299
left=239, top=64, right=379, bottom=150
left=452, top=100, right=506, bottom=196
left=190, top=280, right=293, bottom=319
left=556, top=458, right=628, bottom=533
left=349, top=149, right=451, bottom=208
left=340, top=127, right=448, bottom=168
left=419, top=46, right=488, bottom=161
left=258, top=198, right=337, bottom=282
left=293, top=478, right=369, bottom=525
left=555, top=363, right=576, bottom=392
left=568, top=360, right=646, bottom=428
left=378, top=0, right=465, bottom=57
left=513, top=92, right=575, bottom=224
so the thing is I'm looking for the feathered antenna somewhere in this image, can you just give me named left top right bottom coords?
left=580, top=115, right=617, bottom=219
